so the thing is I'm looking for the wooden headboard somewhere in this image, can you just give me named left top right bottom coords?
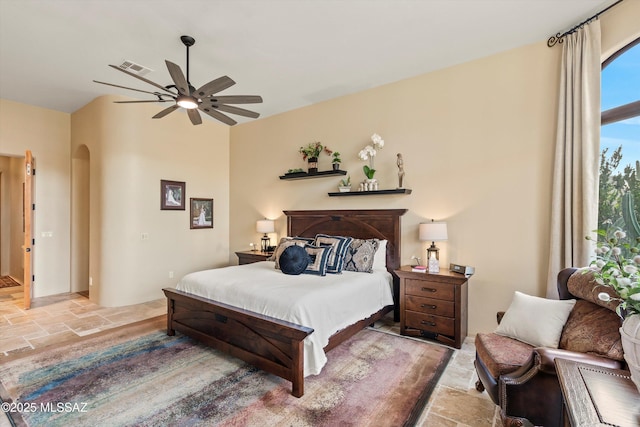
left=284, top=209, right=407, bottom=272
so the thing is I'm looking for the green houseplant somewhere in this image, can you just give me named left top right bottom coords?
left=338, top=175, right=351, bottom=192
left=586, top=225, right=640, bottom=391
left=299, top=141, right=332, bottom=173
left=332, top=152, right=341, bottom=170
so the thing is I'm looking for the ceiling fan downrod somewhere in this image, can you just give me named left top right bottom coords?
left=180, top=35, right=195, bottom=89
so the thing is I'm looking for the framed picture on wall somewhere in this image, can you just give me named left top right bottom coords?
left=190, top=198, right=214, bottom=229
left=161, top=180, right=186, bottom=210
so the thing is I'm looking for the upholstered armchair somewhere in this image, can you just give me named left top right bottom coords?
left=474, top=267, right=625, bottom=427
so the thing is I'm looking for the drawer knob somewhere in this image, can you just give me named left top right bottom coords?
left=421, top=304, right=437, bottom=309
left=421, top=287, right=437, bottom=293
left=421, top=320, right=436, bottom=327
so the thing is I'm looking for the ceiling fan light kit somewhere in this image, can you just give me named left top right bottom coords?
left=176, top=95, right=198, bottom=109
left=94, top=35, right=262, bottom=126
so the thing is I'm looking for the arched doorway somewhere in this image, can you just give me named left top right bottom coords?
left=71, top=145, right=90, bottom=294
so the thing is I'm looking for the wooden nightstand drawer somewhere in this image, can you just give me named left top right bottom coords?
left=405, top=311, right=455, bottom=336
left=405, top=295, right=455, bottom=317
left=405, top=279, right=454, bottom=301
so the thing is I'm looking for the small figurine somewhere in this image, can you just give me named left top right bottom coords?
left=397, top=153, right=405, bottom=188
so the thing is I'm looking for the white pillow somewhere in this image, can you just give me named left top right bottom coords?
left=372, top=239, right=387, bottom=271
left=494, top=291, right=576, bottom=348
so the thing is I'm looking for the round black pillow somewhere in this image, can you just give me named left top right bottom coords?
left=279, top=245, right=309, bottom=275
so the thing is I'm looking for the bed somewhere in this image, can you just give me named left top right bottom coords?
left=162, top=208, right=407, bottom=397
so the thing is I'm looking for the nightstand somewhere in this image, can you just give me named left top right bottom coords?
left=235, top=250, right=273, bottom=265
left=395, top=266, right=469, bottom=349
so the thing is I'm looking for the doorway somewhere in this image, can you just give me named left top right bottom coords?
left=0, top=155, right=26, bottom=289
left=71, top=145, right=90, bottom=295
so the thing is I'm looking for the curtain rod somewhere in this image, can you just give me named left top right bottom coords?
left=547, top=0, right=624, bottom=47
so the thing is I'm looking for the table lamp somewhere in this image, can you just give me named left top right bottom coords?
left=256, top=219, right=275, bottom=253
left=419, top=220, right=448, bottom=273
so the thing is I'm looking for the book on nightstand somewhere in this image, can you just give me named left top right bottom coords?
left=411, top=265, right=427, bottom=273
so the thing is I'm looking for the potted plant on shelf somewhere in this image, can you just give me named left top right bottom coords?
left=338, top=175, right=351, bottom=192
left=299, top=141, right=332, bottom=174
left=358, top=133, right=385, bottom=190
left=332, top=152, right=342, bottom=171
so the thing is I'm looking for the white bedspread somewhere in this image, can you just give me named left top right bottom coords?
left=175, top=261, right=394, bottom=376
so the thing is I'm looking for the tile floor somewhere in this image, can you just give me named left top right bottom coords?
left=0, top=284, right=499, bottom=426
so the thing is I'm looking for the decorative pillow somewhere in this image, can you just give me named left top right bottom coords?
left=559, top=299, right=624, bottom=361
left=343, top=238, right=380, bottom=273
left=372, top=239, right=387, bottom=271
left=270, top=237, right=314, bottom=269
left=303, top=244, right=333, bottom=276
left=314, top=234, right=352, bottom=273
left=279, top=245, right=310, bottom=275
left=494, top=291, right=576, bottom=348
left=567, top=268, right=620, bottom=313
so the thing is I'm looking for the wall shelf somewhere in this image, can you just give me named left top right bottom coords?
left=279, top=170, right=347, bottom=180
left=328, top=188, right=412, bottom=197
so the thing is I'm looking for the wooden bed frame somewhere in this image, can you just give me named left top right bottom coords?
left=163, top=208, right=407, bottom=397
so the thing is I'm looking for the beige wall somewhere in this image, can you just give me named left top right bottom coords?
left=230, top=1, right=640, bottom=336
left=71, top=95, right=231, bottom=306
left=0, top=99, right=71, bottom=297
left=0, top=1, right=636, bottom=324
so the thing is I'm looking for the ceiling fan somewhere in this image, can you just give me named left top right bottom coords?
left=94, top=35, right=262, bottom=126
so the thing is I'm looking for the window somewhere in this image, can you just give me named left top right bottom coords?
left=598, top=38, right=640, bottom=243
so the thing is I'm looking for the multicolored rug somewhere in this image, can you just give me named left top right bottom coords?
left=0, top=315, right=453, bottom=427
left=0, top=276, right=20, bottom=288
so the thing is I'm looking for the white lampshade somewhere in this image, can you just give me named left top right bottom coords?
left=256, top=219, right=275, bottom=234
left=419, top=222, right=448, bottom=242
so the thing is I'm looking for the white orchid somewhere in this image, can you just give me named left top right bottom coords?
left=371, top=133, right=385, bottom=149
left=359, top=133, right=386, bottom=180
left=358, top=145, right=376, bottom=161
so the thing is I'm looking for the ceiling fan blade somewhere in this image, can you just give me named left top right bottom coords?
left=114, top=100, right=174, bottom=103
left=109, top=64, right=177, bottom=96
left=187, top=109, right=202, bottom=125
left=215, top=104, right=260, bottom=119
left=194, top=76, right=235, bottom=98
left=152, top=105, right=180, bottom=119
left=94, top=80, right=169, bottom=97
left=165, top=60, right=190, bottom=96
left=208, top=95, right=263, bottom=104
left=198, top=105, right=237, bottom=126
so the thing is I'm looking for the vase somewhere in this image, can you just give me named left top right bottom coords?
left=332, top=163, right=340, bottom=171
left=620, top=314, right=640, bottom=392
left=364, top=178, right=378, bottom=191
left=307, top=157, right=318, bottom=174
left=338, top=185, right=351, bottom=192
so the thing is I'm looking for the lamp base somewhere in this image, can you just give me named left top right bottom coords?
left=261, top=235, right=270, bottom=253
left=428, top=256, right=440, bottom=273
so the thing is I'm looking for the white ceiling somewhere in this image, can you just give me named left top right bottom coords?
left=0, top=0, right=617, bottom=125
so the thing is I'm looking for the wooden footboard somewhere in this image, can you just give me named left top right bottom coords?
left=163, top=287, right=313, bottom=397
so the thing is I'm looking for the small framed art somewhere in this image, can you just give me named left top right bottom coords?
left=161, top=180, right=186, bottom=210
left=190, top=198, right=214, bottom=229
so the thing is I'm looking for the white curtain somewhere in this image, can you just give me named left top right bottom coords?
left=546, top=21, right=601, bottom=299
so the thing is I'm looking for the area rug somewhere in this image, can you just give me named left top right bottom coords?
left=0, top=315, right=453, bottom=427
left=0, top=276, right=20, bottom=288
